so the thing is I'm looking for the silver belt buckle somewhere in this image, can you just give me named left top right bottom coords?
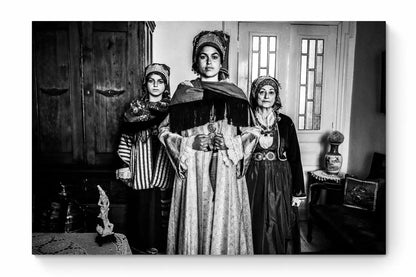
left=253, top=151, right=276, bottom=161
left=265, top=152, right=276, bottom=161
left=254, top=153, right=264, bottom=161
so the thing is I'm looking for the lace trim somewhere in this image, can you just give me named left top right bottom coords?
left=223, top=135, right=244, bottom=166
left=178, top=136, right=195, bottom=179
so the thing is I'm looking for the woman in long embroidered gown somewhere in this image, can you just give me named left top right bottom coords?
left=246, top=76, right=305, bottom=254
left=116, top=63, right=174, bottom=254
left=158, top=31, right=259, bottom=255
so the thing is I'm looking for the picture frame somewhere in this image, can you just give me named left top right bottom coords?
left=343, top=176, right=379, bottom=212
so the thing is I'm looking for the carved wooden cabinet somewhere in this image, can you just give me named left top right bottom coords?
left=32, top=22, right=155, bottom=233
left=33, top=21, right=154, bottom=168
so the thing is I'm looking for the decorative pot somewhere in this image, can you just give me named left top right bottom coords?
left=325, top=143, right=343, bottom=174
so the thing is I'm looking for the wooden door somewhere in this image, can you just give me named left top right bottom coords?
left=81, top=22, right=144, bottom=166
left=33, top=22, right=83, bottom=166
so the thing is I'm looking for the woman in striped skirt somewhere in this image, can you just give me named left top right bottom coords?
left=116, top=63, right=174, bottom=254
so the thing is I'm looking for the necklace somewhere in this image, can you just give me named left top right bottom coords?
left=255, top=111, right=276, bottom=136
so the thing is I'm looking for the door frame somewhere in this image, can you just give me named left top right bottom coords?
left=224, top=21, right=356, bottom=174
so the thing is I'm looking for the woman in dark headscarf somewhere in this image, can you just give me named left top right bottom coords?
left=116, top=63, right=174, bottom=254
left=158, top=31, right=259, bottom=255
left=246, top=76, right=305, bottom=254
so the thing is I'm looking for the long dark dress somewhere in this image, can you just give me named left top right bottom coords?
left=246, top=113, right=304, bottom=254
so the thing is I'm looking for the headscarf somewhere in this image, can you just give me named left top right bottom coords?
left=250, top=76, right=282, bottom=110
left=168, top=31, right=249, bottom=133
left=191, top=30, right=229, bottom=79
left=142, top=63, right=171, bottom=101
left=123, top=63, right=171, bottom=129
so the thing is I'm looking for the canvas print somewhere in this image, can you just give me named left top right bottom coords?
left=32, top=21, right=386, bottom=255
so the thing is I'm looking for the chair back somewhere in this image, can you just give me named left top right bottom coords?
left=367, top=152, right=386, bottom=180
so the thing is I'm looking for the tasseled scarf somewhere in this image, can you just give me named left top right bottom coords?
left=169, top=79, right=249, bottom=133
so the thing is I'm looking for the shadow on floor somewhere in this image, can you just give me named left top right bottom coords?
left=299, top=220, right=336, bottom=254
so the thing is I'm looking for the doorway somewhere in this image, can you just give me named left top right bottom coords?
left=237, top=22, right=350, bottom=178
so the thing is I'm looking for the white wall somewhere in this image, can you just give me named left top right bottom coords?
left=348, top=22, right=386, bottom=177
left=153, top=21, right=223, bottom=95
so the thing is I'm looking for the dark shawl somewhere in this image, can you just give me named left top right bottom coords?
left=121, top=100, right=169, bottom=134
left=275, top=113, right=305, bottom=195
left=169, top=79, right=249, bottom=133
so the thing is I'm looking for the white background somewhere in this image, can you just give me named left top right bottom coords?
left=0, top=0, right=413, bottom=276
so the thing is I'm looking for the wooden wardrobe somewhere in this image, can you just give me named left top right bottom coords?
left=32, top=22, right=155, bottom=233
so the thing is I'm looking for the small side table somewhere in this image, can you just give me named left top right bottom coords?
left=310, top=169, right=345, bottom=184
left=308, top=170, right=346, bottom=205
left=307, top=170, right=346, bottom=242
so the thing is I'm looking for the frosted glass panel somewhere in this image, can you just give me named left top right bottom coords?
left=306, top=101, right=313, bottom=129
left=299, top=86, right=306, bottom=114
left=302, top=39, right=308, bottom=54
left=269, top=53, right=275, bottom=76
left=299, top=116, right=305, bottom=130
left=269, top=37, right=276, bottom=51
left=317, top=40, right=324, bottom=54
left=313, top=116, right=321, bottom=130
left=253, top=36, right=259, bottom=51
left=316, top=55, right=323, bottom=85
left=260, top=37, right=268, bottom=67
left=308, top=40, right=316, bottom=68
left=252, top=53, right=259, bottom=81
left=260, top=68, right=267, bottom=76
left=307, top=71, right=315, bottom=99
left=314, top=86, right=322, bottom=114
left=301, top=55, right=307, bottom=84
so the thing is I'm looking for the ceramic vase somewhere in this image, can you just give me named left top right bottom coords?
left=325, top=143, right=342, bottom=174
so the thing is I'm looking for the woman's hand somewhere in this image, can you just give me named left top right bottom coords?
left=291, top=196, right=302, bottom=207
left=213, top=133, right=228, bottom=150
left=192, top=134, right=210, bottom=151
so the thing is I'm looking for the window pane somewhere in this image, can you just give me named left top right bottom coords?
left=317, top=39, right=324, bottom=54
left=308, top=40, right=316, bottom=68
left=313, top=115, right=321, bottom=130
left=314, top=86, right=322, bottom=114
left=269, top=37, right=276, bottom=51
left=301, top=55, right=307, bottom=84
left=253, top=36, right=259, bottom=51
left=299, top=86, right=306, bottom=114
left=298, top=38, right=323, bottom=131
left=269, top=53, right=275, bottom=76
left=307, top=71, right=315, bottom=99
left=252, top=52, right=259, bottom=81
left=299, top=116, right=305, bottom=130
left=260, top=37, right=268, bottom=67
left=316, top=55, right=323, bottom=85
left=306, top=101, right=313, bottom=129
left=302, top=39, right=308, bottom=54
left=260, top=68, right=267, bottom=76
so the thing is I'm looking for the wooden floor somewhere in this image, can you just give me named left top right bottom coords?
left=299, top=220, right=334, bottom=254
left=297, top=201, right=335, bottom=254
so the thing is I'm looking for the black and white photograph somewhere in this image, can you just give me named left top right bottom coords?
left=3, top=1, right=416, bottom=275
left=31, top=21, right=386, bottom=255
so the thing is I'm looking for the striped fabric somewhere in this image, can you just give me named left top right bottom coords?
left=152, top=146, right=174, bottom=189
left=117, top=132, right=173, bottom=190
